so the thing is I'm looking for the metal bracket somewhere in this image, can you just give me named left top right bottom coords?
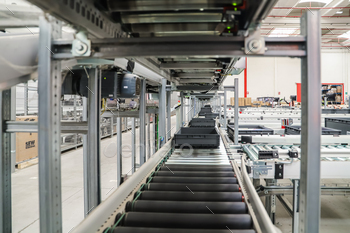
left=252, top=161, right=273, bottom=178
left=275, top=163, right=284, bottom=179
left=72, top=31, right=91, bottom=56
left=245, top=30, right=265, bottom=55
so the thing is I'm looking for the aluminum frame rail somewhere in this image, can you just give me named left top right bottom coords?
left=70, top=140, right=173, bottom=233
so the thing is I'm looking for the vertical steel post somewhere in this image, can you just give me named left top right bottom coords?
left=147, top=114, right=151, bottom=159
left=224, top=89, right=227, bottom=128
left=116, top=117, right=122, bottom=186
left=73, top=95, right=78, bottom=148
left=234, top=78, right=239, bottom=145
left=0, top=90, right=11, bottom=233
left=180, top=92, right=184, bottom=126
left=219, top=96, right=221, bottom=125
left=299, top=10, right=321, bottom=233
left=131, top=118, right=136, bottom=174
left=167, top=90, right=171, bottom=140
left=84, top=67, right=101, bottom=217
left=293, top=179, right=300, bottom=233
left=139, top=79, right=146, bottom=165
left=37, top=16, right=62, bottom=233
left=110, top=117, right=113, bottom=138
left=159, top=79, right=166, bottom=147
left=265, top=179, right=276, bottom=223
left=24, top=82, right=28, bottom=116
left=10, top=87, right=16, bottom=173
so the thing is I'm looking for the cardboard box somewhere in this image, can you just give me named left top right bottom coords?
left=16, top=116, right=38, bottom=163
left=244, top=98, right=252, bottom=106
left=231, top=97, right=246, bottom=106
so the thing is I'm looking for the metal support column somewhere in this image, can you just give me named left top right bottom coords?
left=180, top=92, right=184, bottom=126
left=147, top=114, right=151, bottom=159
left=224, top=89, right=227, bottom=128
left=110, top=117, right=113, bottom=138
left=0, top=90, right=11, bottom=233
left=292, top=179, right=300, bottom=233
left=116, top=117, right=122, bottom=186
left=10, top=87, right=16, bottom=173
left=167, top=90, right=171, bottom=140
left=23, top=82, right=28, bottom=116
left=37, top=16, right=62, bottom=233
left=131, top=118, right=136, bottom=174
left=299, top=10, right=321, bottom=233
left=234, top=78, right=239, bottom=145
left=265, top=179, right=276, bottom=224
left=219, top=96, right=222, bottom=125
left=159, top=79, right=166, bottom=147
left=139, top=79, right=146, bottom=165
left=84, top=67, right=101, bottom=216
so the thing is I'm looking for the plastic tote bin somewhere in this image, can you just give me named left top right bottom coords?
left=174, top=127, right=220, bottom=148
left=285, top=125, right=341, bottom=135
left=325, top=118, right=350, bottom=135
left=189, top=118, right=216, bottom=127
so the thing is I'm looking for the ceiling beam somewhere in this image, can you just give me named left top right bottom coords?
left=160, top=62, right=222, bottom=70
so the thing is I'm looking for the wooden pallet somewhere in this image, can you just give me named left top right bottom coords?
left=16, top=158, right=38, bottom=169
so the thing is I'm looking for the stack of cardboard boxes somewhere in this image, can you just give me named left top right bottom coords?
left=16, top=116, right=38, bottom=164
left=230, top=97, right=252, bottom=107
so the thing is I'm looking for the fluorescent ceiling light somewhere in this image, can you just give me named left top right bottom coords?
left=268, top=28, right=298, bottom=37
left=336, top=11, right=343, bottom=14
left=338, top=30, right=350, bottom=39
left=299, top=0, right=332, bottom=4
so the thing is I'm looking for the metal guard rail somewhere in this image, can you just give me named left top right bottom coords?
left=71, top=140, right=173, bottom=233
left=241, top=157, right=282, bottom=233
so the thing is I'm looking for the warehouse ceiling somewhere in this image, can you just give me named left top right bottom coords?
left=1, top=0, right=350, bottom=89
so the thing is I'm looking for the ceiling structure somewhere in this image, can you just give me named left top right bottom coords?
left=1, top=0, right=349, bottom=90
left=263, top=0, right=350, bottom=49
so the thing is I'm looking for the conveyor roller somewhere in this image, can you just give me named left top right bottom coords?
left=109, top=147, right=256, bottom=233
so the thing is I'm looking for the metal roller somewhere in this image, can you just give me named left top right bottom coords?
left=149, top=176, right=237, bottom=184
left=122, top=212, right=253, bottom=229
left=138, top=191, right=244, bottom=202
left=126, top=200, right=248, bottom=214
left=146, top=183, right=240, bottom=192
left=154, top=171, right=235, bottom=177
left=113, top=227, right=256, bottom=233
left=159, top=165, right=233, bottom=172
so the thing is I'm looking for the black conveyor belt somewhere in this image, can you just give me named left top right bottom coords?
left=109, top=149, right=256, bottom=233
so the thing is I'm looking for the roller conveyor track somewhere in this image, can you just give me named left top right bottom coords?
left=107, top=149, right=256, bottom=233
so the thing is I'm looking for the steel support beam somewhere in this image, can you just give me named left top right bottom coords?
left=234, top=78, right=239, bottom=145
left=139, top=79, right=146, bottom=165
left=131, top=118, right=136, bottom=174
left=37, top=16, right=62, bottom=233
left=159, top=79, right=167, bottom=147
left=167, top=89, right=171, bottom=140
left=265, top=179, right=276, bottom=224
left=53, top=36, right=307, bottom=59
left=160, top=62, right=222, bottom=70
left=224, top=89, right=227, bottom=128
left=147, top=114, right=151, bottom=159
left=0, top=90, right=11, bottom=233
left=299, top=11, right=321, bottom=233
left=293, top=179, right=300, bottom=233
left=116, top=118, right=122, bottom=186
left=84, top=67, right=101, bottom=217
left=180, top=92, right=184, bottom=126
left=10, top=87, right=16, bottom=173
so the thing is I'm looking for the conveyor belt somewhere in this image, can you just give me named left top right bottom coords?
left=106, top=149, right=256, bottom=233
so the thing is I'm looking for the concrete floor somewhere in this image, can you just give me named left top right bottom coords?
left=11, top=116, right=350, bottom=232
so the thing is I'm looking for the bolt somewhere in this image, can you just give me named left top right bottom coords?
left=279, top=165, right=282, bottom=169
left=279, top=173, right=282, bottom=177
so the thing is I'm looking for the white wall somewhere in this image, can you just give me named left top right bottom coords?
left=223, top=50, right=350, bottom=103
